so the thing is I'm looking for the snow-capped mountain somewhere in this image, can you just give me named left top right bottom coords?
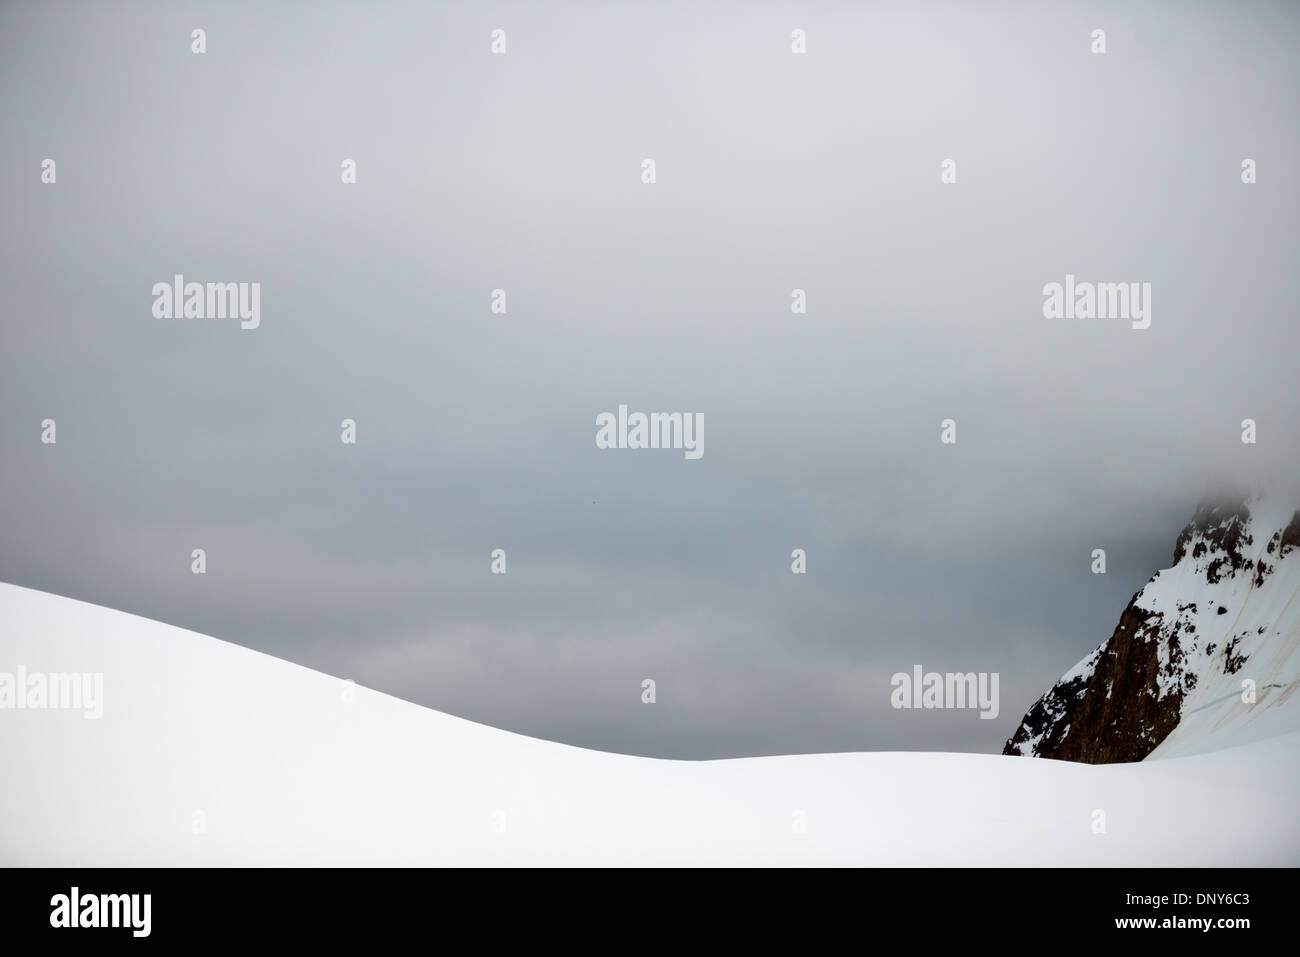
left=1004, top=495, right=1300, bottom=763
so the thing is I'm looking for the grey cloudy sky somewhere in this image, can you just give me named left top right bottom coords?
left=2, top=0, right=1298, bottom=758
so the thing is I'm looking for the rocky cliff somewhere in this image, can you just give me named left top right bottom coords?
left=1004, top=496, right=1300, bottom=762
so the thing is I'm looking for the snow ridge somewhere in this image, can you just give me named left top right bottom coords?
left=2, top=581, right=1299, bottom=864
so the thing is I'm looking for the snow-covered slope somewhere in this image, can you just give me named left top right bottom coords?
left=1, top=582, right=1298, bottom=865
left=1005, top=496, right=1300, bottom=763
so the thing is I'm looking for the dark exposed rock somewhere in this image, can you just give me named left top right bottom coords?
left=1002, top=601, right=1179, bottom=763
left=1172, top=498, right=1250, bottom=565
left=1281, top=511, right=1300, bottom=559
left=1223, top=636, right=1247, bottom=675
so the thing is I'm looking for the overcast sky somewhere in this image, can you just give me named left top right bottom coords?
left=2, top=0, right=1298, bottom=758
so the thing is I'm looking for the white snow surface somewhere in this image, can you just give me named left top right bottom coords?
left=1, top=583, right=1297, bottom=866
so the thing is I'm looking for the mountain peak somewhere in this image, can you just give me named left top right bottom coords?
left=1004, top=494, right=1300, bottom=762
